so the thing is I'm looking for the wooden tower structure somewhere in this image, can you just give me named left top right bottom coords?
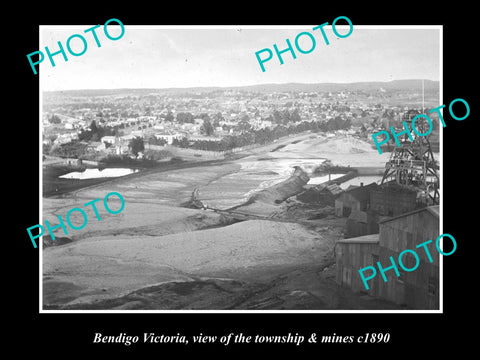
left=381, top=110, right=440, bottom=205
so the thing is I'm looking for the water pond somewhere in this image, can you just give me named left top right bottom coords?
left=59, top=168, right=139, bottom=180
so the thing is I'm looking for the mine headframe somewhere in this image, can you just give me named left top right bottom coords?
left=381, top=112, right=439, bottom=205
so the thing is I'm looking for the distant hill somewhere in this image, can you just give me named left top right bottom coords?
left=44, top=79, right=439, bottom=97
left=226, top=79, right=438, bottom=93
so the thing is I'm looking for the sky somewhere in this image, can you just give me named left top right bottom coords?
left=38, top=25, right=441, bottom=91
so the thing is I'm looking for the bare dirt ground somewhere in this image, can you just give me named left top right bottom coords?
left=42, top=133, right=403, bottom=310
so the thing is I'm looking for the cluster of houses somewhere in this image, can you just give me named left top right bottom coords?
left=43, top=89, right=424, bottom=153
left=42, top=91, right=436, bottom=173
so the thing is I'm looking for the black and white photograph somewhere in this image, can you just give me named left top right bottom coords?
left=14, top=3, right=477, bottom=355
left=38, top=24, right=442, bottom=312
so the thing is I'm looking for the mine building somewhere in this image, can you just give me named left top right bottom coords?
left=345, top=209, right=379, bottom=239
left=297, top=183, right=342, bottom=206
left=335, top=205, right=439, bottom=309
left=334, top=182, right=377, bottom=217
left=369, top=183, right=418, bottom=217
left=334, top=86, right=440, bottom=309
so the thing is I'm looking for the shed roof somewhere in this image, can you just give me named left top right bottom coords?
left=426, top=205, right=439, bottom=218
left=379, top=205, right=439, bottom=224
left=371, top=182, right=418, bottom=195
left=325, top=183, right=343, bottom=195
left=336, top=233, right=379, bottom=244
left=340, top=182, right=377, bottom=201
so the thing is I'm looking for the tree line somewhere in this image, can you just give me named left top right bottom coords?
left=77, top=120, right=117, bottom=142
left=47, top=115, right=352, bottom=159
left=169, top=117, right=352, bottom=152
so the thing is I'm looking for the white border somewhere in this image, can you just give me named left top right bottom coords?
left=38, top=24, right=443, bottom=314
left=438, top=25, right=444, bottom=313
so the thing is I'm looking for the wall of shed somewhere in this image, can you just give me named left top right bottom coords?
left=379, top=210, right=439, bottom=263
left=370, top=188, right=417, bottom=216
left=335, top=193, right=365, bottom=217
left=346, top=211, right=379, bottom=238
left=377, top=210, right=440, bottom=309
left=336, top=242, right=379, bottom=294
left=336, top=209, right=440, bottom=309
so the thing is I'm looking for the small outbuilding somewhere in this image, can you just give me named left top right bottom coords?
left=335, top=182, right=377, bottom=217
